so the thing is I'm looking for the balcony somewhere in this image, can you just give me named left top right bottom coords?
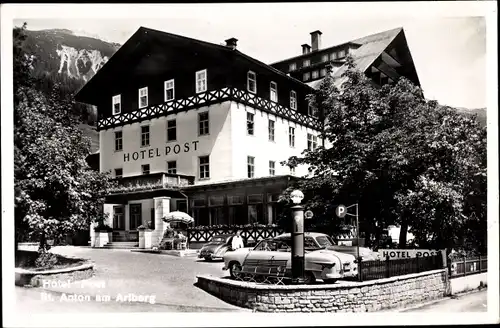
left=109, top=172, right=195, bottom=195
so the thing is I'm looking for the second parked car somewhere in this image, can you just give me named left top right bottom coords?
left=199, top=234, right=235, bottom=261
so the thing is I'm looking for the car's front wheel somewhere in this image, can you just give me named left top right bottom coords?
left=303, top=271, right=316, bottom=284
left=229, top=262, right=242, bottom=279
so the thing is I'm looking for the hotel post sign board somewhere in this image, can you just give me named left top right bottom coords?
left=122, top=141, right=200, bottom=162
left=378, top=249, right=445, bottom=260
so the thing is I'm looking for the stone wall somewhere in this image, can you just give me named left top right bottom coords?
left=196, top=269, right=448, bottom=312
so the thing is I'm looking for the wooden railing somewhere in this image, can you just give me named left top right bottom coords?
left=109, top=172, right=194, bottom=195
left=449, top=255, right=487, bottom=278
left=187, top=226, right=286, bottom=245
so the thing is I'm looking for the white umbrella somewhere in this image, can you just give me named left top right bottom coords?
left=162, top=211, right=194, bottom=225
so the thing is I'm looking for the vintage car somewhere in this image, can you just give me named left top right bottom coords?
left=198, top=234, right=235, bottom=261
left=223, top=236, right=358, bottom=284
left=276, top=232, right=381, bottom=262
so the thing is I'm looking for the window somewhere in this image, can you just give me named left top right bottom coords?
left=269, top=161, right=275, bottom=176
left=312, top=70, right=319, bottom=79
left=330, top=52, right=338, bottom=60
left=289, top=126, right=295, bottom=147
left=199, top=156, right=210, bottom=179
left=339, top=49, right=346, bottom=58
left=167, top=161, right=177, bottom=174
left=270, top=82, right=278, bottom=102
left=141, top=164, right=150, bottom=175
left=308, top=104, right=318, bottom=117
left=114, top=168, right=123, bottom=178
left=322, top=54, right=329, bottom=62
left=114, top=131, right=123, bottom=151
left=198, top=112, right=209, bottom=135
left=289, top=62, right=297, bottom=71
left=290, top=91, right=297, bottom=110
left=112, top=95, right=121, bottom=115
left=129, top=204, right=142, bottom=230
left=303, top=59, right=310, bottom=67
left=141, top=125, right=150, bottom=147
left=247, top=71, right=257, bottom=93
left=247, top=156, right=255, bottom=178
left=167, top=119, right=176, bottom=142
left=164, top=79, right=175, bottom=101
left=303, top=72, right=310, bottom=81
left=247, top=112, right=254, bottom=135
left=196, top=69, right=207, bottom=93
left=268, top=119, right=275, bottom=142
left=139, top=87, right=148, bottom=108
left=320, top=68, right=327, bottom=77
left=307, top=133, right=318, bottom=151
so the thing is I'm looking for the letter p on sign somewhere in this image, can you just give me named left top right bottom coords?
left=336, top=205, right=347, bottom=218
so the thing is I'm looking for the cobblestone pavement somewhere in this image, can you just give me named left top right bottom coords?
left=401, top=289, right=487, bottom=312
left=15, top=246, right=247, bottom=313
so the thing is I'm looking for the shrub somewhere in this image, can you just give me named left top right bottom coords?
left=34, top=252, right=58, bottom=268
left=94, top=224, right=112, bottom=232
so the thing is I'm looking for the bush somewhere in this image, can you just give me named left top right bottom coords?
left=94, top=224, right=112, bottom=232
left=137, top=225, right=147, bottom=230
left=34, top=252, right=58, bottom=268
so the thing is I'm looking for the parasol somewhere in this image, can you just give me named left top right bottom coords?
left=162, top=211, right=194, bottom=225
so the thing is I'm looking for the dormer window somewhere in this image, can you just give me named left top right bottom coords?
left=303, top=72, right=310, bottom=81
left=303, top=59, right=311, bottom=67
left=270, top=82, right=278, bottom=102
left=312, top=70, right=319, bottom=79
left=330, top=52, right=337, bottom=60
left=320, top=68, right=327, bottom=77
left=247, top=71, right=257, bottom=93
left=112, top=95, right=121, bottom=115
left=289, top=63, right=297, bottom=71
left=196, top=69, right=207, bottom=93
left=138, top=87, right=148, bottom=109
left=338, top=49, right=346, bottom=58
left=164, top=79, right=175, bottom=102
left=290, top=91, right=297, bottom=110
left=322, top=54, right=329, bottom=62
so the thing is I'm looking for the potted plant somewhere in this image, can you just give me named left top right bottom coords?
left=94, top=224, right=113, bottom=247
left=137, top=225, right=147, bottom=249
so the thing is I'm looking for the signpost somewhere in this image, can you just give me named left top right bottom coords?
left=336, top=203, right=361, bottom=281
left=290, top=190, right=305, bottom=284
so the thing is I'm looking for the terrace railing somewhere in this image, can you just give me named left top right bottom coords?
left=187, top=225, right=285, bottom=245
left=359, top=254, right=444, bottom=281
left=109, top=172, right=195, bottom=195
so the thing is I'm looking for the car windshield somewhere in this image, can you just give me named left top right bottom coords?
left=273, top=237, right=320, bottom=251
left=211, top=236, right=228, bottom=243
left=253, top=240, right=291, bottom=252
left=316, top=235, right=335, bottom=248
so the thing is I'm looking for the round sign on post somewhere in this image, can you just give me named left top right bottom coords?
left=335, top=205, right=347, bottom=218
left=304, top=210, right=314, bottom=219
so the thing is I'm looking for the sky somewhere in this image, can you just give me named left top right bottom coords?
left=9, top=3, right=493, bottom=109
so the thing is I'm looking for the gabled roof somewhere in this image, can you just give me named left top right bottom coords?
left=75, top=27, right=310, bottom=104
left=306, top=27, right=407, bottom=89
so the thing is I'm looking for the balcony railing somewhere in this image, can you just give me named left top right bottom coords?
left=109, top=172, right=195, bottom=195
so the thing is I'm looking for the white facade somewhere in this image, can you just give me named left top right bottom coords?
left=100, top=101, right=320, bottom=182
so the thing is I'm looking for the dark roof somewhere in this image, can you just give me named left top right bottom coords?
left=75, top=27, right=310, bottom=104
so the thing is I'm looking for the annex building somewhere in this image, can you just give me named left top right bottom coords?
left=76, top=26, right=419, bottom=244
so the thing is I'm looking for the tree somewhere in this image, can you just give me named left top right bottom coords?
left=283, top=60, right=487, bottom=252
left=14, top=23, right=116, bottom=255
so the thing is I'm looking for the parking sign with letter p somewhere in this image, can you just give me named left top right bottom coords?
left=336, top=205, right=347, bottom=218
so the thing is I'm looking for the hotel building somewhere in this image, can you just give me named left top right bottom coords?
left=76, top=27, right=419, bottom=245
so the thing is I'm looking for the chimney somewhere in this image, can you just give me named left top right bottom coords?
left=225, top=37, right=238, bottom=50
left=310, top=30, right=322, bottom=52
left=301, top=44, right=311, bottom=55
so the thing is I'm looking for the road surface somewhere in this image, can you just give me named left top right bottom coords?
left=402, top=289, right=487, bottom=312
left=15, top=246, right=247, bottom=313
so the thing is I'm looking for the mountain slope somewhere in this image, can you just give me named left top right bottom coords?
left=23, top=28, right=120, bottom=83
